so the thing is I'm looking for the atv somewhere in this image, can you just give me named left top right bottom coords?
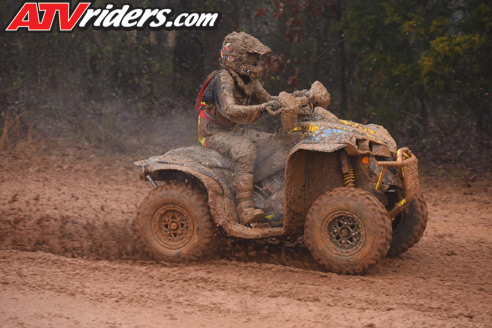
left=134, top=81, right=428, bottom=274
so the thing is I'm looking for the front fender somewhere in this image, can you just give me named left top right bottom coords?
left=289, top=142, right=346, bottom=155
left=282, top=143, right=347, bottom=235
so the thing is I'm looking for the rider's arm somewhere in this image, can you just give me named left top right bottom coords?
left=215, top=71, right=268, bottom=124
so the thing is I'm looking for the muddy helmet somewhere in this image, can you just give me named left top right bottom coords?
left=220, top=31, right=271, bottom=79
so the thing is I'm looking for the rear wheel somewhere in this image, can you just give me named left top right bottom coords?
left=387, top=193, right=428, bottom=257
left=136, top=182, right=215, bottom=262
left=305, top=187, right=392, bottom=274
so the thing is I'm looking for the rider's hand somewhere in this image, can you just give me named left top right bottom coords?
left=262, top=100, right=280, bottom=112
left=261, top=100, right=282, bottom=116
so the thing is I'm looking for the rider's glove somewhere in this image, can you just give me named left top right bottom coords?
left=261, top=100, right=280, bottom=112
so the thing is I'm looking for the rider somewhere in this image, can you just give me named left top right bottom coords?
left=196, top=31, right=278, bottom=225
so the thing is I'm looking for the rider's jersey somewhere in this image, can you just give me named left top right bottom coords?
left=197, top=68, right=271, bottom=145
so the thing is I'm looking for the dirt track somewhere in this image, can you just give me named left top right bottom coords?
left=1, top=147, right=492, bottom=328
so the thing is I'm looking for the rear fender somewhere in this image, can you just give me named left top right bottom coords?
left=141, top=163, right=239, bottom=229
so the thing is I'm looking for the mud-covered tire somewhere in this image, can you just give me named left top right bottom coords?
left=305, top=187, right=392, bottom=274
left=136, top=182, right=215, bottom=262
left=387, top=193, right=428, bottom=257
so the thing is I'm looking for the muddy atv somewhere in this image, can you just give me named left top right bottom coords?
left=134, top=81, right=428, bottom=274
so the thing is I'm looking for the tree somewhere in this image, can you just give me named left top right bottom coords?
left=343, top=0, right=491, bottom=133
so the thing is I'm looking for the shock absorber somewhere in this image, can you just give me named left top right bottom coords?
left=343, top=168, right=356, bottom=187
left=339, top=150, right=356, bottom=187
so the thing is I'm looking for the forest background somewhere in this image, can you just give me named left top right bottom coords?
left=1, top=0, right=491, bottom=173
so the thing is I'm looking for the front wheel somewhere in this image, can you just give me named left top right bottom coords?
left=136, top=181, right=215, bottom=262
left=387, top=193, right=428, bottom=257
left=304, top=188, right=392, bottom=274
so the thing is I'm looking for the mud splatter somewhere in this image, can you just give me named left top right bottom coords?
left=0, top=212, right=147, bottom=261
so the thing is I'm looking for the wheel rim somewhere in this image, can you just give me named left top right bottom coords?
left=152, top=205, right=194, bottom=250
left=321, top=211, right=366, bottom=255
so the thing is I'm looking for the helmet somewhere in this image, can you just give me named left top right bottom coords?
left=220, top=32, right=271, bottom=79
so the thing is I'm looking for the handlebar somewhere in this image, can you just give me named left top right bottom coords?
left=262, top=81, right=330, bottom=130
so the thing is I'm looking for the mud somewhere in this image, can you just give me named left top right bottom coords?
left=0, top=147, right=310, bottom=264
left=307, top=80, right=331, bottom=109
left=1, top=148, right=492, bottom=327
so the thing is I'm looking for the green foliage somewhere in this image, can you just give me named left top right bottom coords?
left=343, top=0, right=492, bottom=132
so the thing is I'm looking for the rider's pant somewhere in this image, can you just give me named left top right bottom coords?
left=206, top=131, right=256, bottom=175
left=206, top=131, right=260, bottom=223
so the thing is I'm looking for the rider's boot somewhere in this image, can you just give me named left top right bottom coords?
left=234, top=173, right=264, bottom=225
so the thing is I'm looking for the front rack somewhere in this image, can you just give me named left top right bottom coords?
left=376, top=147, right=420, bottom=218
